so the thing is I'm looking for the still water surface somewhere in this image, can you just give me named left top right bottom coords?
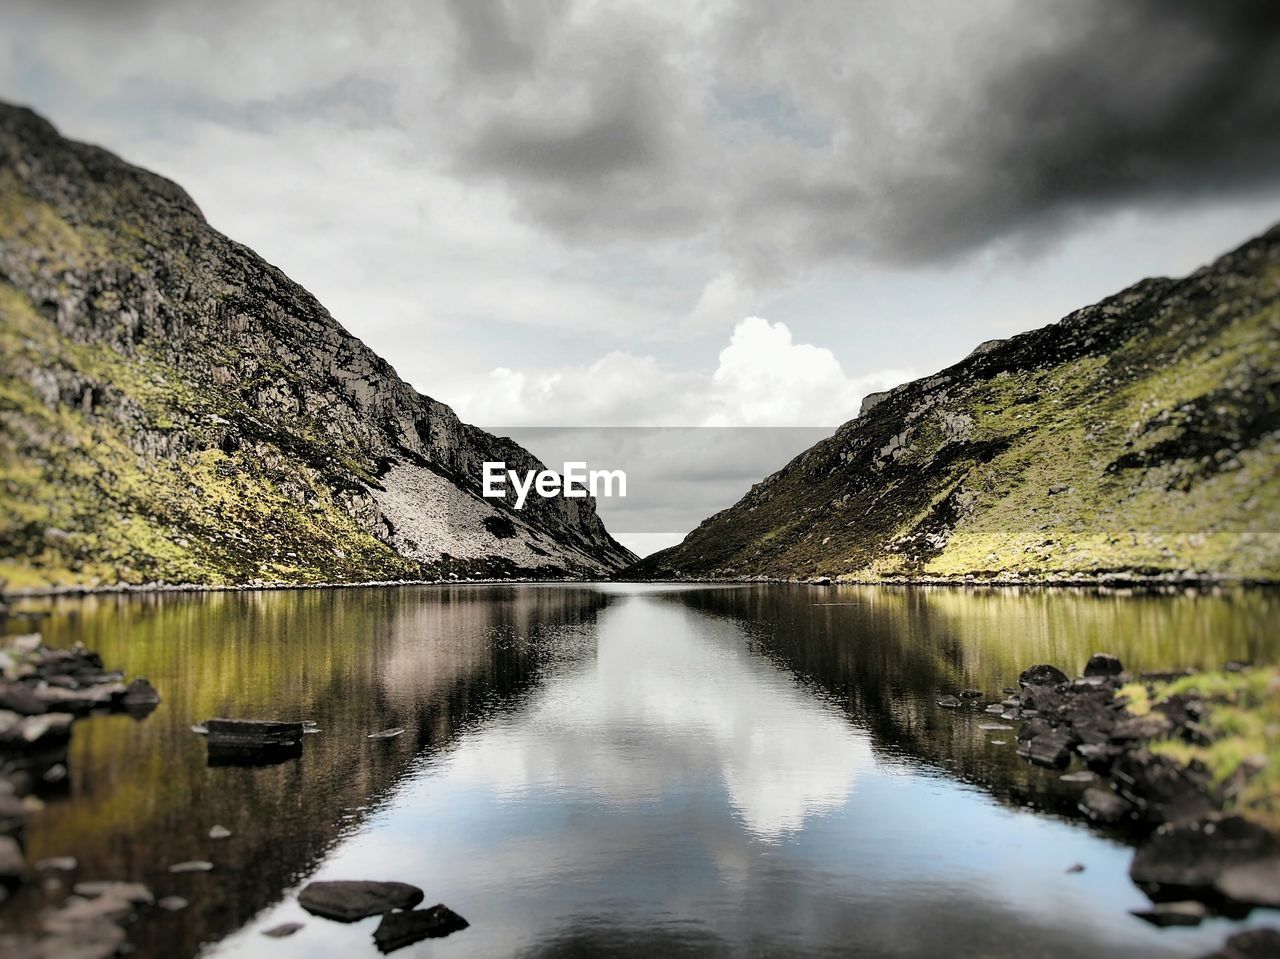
left=5, top=583, right=1279, bottom=957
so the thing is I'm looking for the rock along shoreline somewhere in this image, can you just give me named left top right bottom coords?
left=943, top=652, right=1280, bottom=954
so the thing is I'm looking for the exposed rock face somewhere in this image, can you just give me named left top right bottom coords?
left=0, top=103, right=634, bottom=588
left=630, top=223, right=1280, bottom=583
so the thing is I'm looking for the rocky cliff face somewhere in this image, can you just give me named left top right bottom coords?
left=631, top=225, right=1280, bottom=584
left=0, top=103, right=634, bottom=589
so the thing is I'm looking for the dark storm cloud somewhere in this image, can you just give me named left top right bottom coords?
left=438, top=0, right=1280, bottom=271
left=869, top=0, right=1280, bottom=263
left=9, top=0, right=1280, bottom=276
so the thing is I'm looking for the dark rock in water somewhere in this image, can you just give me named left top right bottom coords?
left=1065, top=863, right=1085, bottom=873
left=0, top=711, right=74, bottom=750
left=1131, top=816, right=1278, bottom=902
left=1110, top=714, right=1174, bottom=742
left=1016, top=717, right=1052, bottom=742
left=263, top=922, right=305, bottom=938
left=1019, top=664, right=1068, bottom=688
left=205, top=718, right=304, bottom=765
left=1130, top=900, right=1207, bottom=927
left=298, top=880, right=425, bottom=922
left=1059, top=771, right=1095, bottom=783
left=1078, top=742, right=1123, bottom=772
left=34, top=856, right=77, bottom=872
left=206, top=718, right=303, bottom=747
left=1199, top=928, right=1280, bottom=959
left=1079, top=788, right=1134, bottom=824
left=72, top=880, right=154, bottom=904
left=0, top=835, right=24, bottom=883
left=122, top=678, right=161, bottom=717
left=169, top=860, right=214, bottom=873
left=1018, top=731, right=1073, bottom=768
left=1084, top=653, right=1124, bottom=678
left=122, top=678, right=161, bottom=706
left=0, top=682, right=48, bottom=716
left=1020, top=684, right=1065, bottom=715
left=959, top=689, right=983, bottom=699
left=935, top=696, right=962, bottom=709
left=1214, top=856, right=1280, bottom=909
left=37, top=916, right=128, bottom=959
left=1111, top=751, right=1218, bottom=825
left=373, top=904, right=470, bottom=952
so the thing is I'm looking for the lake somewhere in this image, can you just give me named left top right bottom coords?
left=3, top=583, right=1279, bottom=957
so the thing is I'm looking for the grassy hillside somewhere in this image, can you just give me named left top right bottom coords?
left=0, top=104, right=633, bottom=590
left=631, top=224, right=1280, bottom=583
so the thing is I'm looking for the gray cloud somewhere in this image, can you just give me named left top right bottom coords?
left=866, top=0, right=1280, bottom=263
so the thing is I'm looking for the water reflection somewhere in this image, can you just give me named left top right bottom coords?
left=443, top=591, right=875, bottom=838
left=2, top=584, right=1277, bottom=958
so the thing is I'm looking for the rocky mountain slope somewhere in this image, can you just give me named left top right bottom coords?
left=631, top=225, right=1280, bottom=584
left=0, top=103, right=634, bottom=590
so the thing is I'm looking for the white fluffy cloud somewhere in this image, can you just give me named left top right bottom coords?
left=456, top=317, right=913, bottom=427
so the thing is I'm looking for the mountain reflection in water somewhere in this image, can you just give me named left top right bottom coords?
left=4, top=584, right=1277, bottom=958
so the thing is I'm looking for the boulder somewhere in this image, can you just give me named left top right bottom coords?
left=1131, top=816, right=1277, bottom=901
left=1018, top=731, right=1073, bottom=768
left=959, top=689, right=983, bottom=699
left=1199, top=928, right=1280, bottom=959
left=1019, top=664, right=1068, bottom=688
left=1130, top=900, right=1206, bottom=927
left=121, top=678, right=161, bottom=706
left=0, top=835, right=24, bottom=883
left=1083, top=653, right=1124, bottom=678
left=0, top=683, right=47, bottom=716
left=1214, top=857, right=1280, bottom=909
left=1079, top=787, right=1134, bottom=823
left=206, top=718, right=304, bottom=765
left=935, top=696, right=962, bottom=709
left=0, top=712, right=74, bottom=750
left=1111, top=751, right=1218, bottom=824
left=373, top=905, right=469, bottom=952
left=298, top=880, right=424, bottom=922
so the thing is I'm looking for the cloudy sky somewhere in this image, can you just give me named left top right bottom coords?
left=4, top=1, right=1280, bottom=434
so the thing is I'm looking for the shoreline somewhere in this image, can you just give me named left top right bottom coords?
left=3, top=569, right=1280, bottom=601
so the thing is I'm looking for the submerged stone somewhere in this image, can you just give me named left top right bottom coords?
left=373, top=904, right=469, bottom=952
left=263, top=921, right=305, bottom=938
left=935, top=696, right=961, bottom=709
left=1130, top=900, right=1207, bottom=927
left=298, top=880, right=424, bottom=922
left=1018, top=732, right=1073, bottom=768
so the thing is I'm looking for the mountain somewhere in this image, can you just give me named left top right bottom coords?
left=0, top=103, right=634, bottom=590
left=630, top=225, right=1280, bottom=584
